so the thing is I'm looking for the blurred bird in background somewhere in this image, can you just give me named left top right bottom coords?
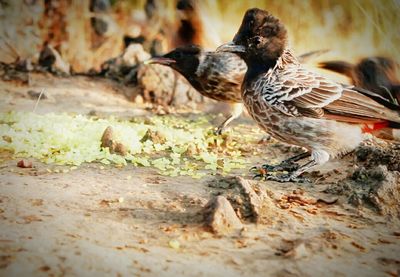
left=319, top=57, right=400, bottom=104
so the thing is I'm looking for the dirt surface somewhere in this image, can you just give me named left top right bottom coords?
left=1, top=75, right=400, bottom=277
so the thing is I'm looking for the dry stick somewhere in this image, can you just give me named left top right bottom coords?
left=33, top=89, right=45, bottom=113
left=168, top=71, right=179, bottom=106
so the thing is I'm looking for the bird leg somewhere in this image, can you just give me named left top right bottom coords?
left=214, top=103, right=243, bottom=135
left=254, top=150, right=329, bottom=183
left=263, top=159, right=317, bottom=183
left=251, top=151, right=310, bottom=174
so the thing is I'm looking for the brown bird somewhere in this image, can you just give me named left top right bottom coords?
left=172, top=0, right=222, bottom=50
left=144, top=45, right=246, bottom=134
left=319, top=57, right=400, bottom=104
left=217, top=8, right=400, bottom=182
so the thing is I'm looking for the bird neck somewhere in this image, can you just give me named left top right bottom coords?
left=174, top=66, right=204, bottom=92
left=170, top=57, right=200, bottom=86
left=244, top=57, right=277, bottom=84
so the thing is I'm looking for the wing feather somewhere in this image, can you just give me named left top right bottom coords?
left=253, top=60, right=400, bottom=123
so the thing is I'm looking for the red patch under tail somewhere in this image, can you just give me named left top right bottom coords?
left=361, top=121, right=390, bottom=133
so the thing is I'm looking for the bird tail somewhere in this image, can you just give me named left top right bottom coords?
left=352, top=86, right=400, bottom=112
left=388, top=121, right=400, bottom=129
left=318, top=60, right=354, bottom=77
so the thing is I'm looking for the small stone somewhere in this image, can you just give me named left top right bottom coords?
left=17, top=160, right=32, bottom=168
left=140, top=129, right=166, bottom=144
left=100, top=126, right=114, bottom=149
left=27, top=90, right=47, bottom=100
left=100, top=126, right=128, bottom=156
left=235, top=176, right=262, bottom=222
left=114, top=142, right=127, bottom=156
left=284, top=242, right=309, bottom=259
left=2, top=135, right=12, bottom=143
left=168, top=239, right=180, bottom=250
left=204, top=195, right=243, bottom=235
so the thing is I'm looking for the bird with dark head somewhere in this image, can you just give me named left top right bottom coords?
left=145, top=45, right=246, bottom=134
left=148, top=45, right=202, bottom=83
left=217, top=8, right=400, bottom=182
left=220, top=9, right=288, bottom=74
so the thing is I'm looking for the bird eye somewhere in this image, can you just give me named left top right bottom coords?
left=253, top=36, right=262, bottom=45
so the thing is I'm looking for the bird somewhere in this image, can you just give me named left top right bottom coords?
left=144, top=44, right=246, bottom=134
left=319, top=57, right=400, bottom=104
left=175, top=0, right=200, bottom=46
left=172, top=0, right=222, bottom=50
left=216, top=8, right=400, bottom=182
left=143, top=44, right=329, bottom=134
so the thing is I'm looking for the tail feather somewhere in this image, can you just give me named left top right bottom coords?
left=352, top=86, right=400, bottom=112
left=388, top=121, right=400, bottom=129
left=319, top=60, right=354, bottom=77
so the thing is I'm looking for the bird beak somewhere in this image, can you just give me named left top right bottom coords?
left=216, top=42, right=246, bottom=53
left=143, top=57, right=176, bottom=65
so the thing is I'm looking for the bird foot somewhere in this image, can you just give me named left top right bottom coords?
left=262, top=160, right=300, bottom=172
left=252, top=172, right=309, bottom=183
left=213, top=127, right=224, bottom=136
left=250, top=160, right=300, bottom=174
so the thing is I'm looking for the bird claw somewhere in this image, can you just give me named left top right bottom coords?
left=213, top=127, right=223, bottom=136
left=265, top=174, right=310, bottom=183
left=250, top=161, right=302, bottom=181
left=252, top=172, right=267, bottom=180
left=250, top=166, right=309, bottom=183
left=249, top=166, right=260, bottom=173
left=261, top=164, right=277, bottom=171
left=260, top=161, right=300, bottom=172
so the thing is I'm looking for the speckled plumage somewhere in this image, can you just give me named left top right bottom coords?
left=194, top=50, right=246, bottom=102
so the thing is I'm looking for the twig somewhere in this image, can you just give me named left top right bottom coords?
left=168, top=71, right=179, bottom=105
left=33, top=89, right=45, bottom=113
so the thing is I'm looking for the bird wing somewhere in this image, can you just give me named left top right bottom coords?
left=325, top=88, right=400, bottom=122
left=257, top=64, right=342, bottom=116
left=256, top=63, right=400, bottom=123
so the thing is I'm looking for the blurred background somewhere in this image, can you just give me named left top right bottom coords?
left=0, top=0, right=399, bottom=73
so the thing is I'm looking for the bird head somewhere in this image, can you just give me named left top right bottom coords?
left=177, top=0, right=195, bottom=13
left=357, top=57, right=397, bottom=84
left=217, top=8, right=288, bottom=65
left=144, top=45, right=202, bottom=77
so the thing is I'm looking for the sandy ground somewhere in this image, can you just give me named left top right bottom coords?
left=0, top=74, right=399, bottom=277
